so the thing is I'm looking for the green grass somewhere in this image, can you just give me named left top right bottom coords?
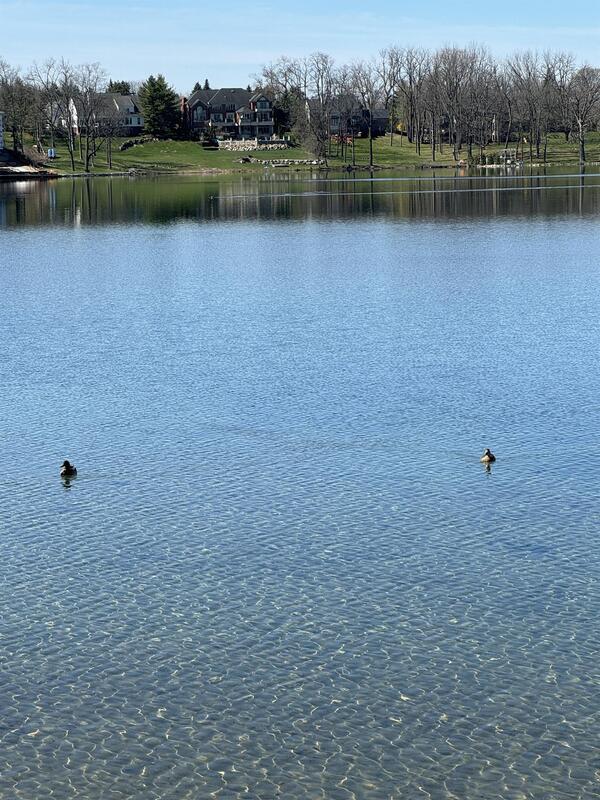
left=326, top=131, right=600, bottom=169
left=38, top=137, right=317, bottom=174
left=32, top=130, right=600, bottom=175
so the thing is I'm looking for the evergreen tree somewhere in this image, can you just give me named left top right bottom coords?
left=108, top=79, right=131, bottom=94
left=203, top=79, right=210, bottom=90
left=138, top=74, right=180, bottom=138
left=192, top=81, right=202, bottom=93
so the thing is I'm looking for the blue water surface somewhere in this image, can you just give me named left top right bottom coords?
left=1, top=175, right=600, bottom=799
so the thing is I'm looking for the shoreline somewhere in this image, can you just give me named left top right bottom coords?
left=1, top=159, right=597, bottom=183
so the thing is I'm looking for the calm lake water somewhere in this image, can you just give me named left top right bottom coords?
left=1, top=170, right=600, bottom=799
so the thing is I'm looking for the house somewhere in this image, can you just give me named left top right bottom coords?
left=102, top=93, right=144, bottom=136
left=185, top=88, right=274, bottom=140
left=49, top=94, right=143, bottom=138
left=330, top=99, right=389, bottom=138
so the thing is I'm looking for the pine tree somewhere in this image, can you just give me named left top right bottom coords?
left=108, top=79, right=131, bottom=94
left=192, top=81, right=202, bottom=93
left=138, top=74, right=180, bottom=138
left=203, top=79, right=210, bottom=90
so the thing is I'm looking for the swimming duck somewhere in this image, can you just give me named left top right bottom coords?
left=60, top=460, right=77, bottom=478
left=480, top=448, right=496, bottom=464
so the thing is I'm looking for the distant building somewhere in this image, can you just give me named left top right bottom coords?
left=0, top=111, right=5, bottom=150
left=101, top=94, right=144, bottom=136
left=330, top=100, right=389, bottom=138
left=184, top=88, right=275, bottom=140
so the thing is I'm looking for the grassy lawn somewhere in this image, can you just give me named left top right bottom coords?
left=29, top=130, right=600, bottom=175
left=37, top=137, right=318, bottom=174
left=326, top=131, right=600, bottom=169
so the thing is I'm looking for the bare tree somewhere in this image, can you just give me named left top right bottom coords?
left=568, top=66, right=600, bottom=163
left=305, top=52, right=335, bottom=161
left=29, top=59, right=61, bottom=152
left=546, top=51, right=576, bottom=141
left=377, top=46, right=402, bottom=146
left=435, top=47, right=470, bottom=160
left=331, top=63, right=358, bottom=163
left=257, top=55, right=310, bottom=137
left=75, top=62, right=108, bottom=171
left=351, top=60, right=382, bottom=167
left=41, top=59, right=80, bottom=170
left=508, top=51, right=550, bottom=161
left=397, top=48, right=429, bottom=151
left=0, top=59, right=34, bottom=151
left=463, top=47, right=496, bottom=160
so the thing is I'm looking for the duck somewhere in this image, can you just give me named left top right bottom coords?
left=480, top=448, right=496, bottom=464
left=60, top=460, right=77, bottom=478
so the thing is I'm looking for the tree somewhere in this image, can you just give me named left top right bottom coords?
left=108, top=79, right=131, bottom=94
left=545, top=52, right=575, bottom=142
left=257, top=55, right=307, bottom=135
left=138, top=74, right=180, bottom=138
left=351, top=59, right=382, bottom=167
left=0, top=59, right=34, bottom=151
left=332, top=64, right=359, bottom=163
left=569, top=66, right=600, bottom=163
left=76, top=62, right=108, bottom=171
left=29, top=58, right=61, bottom=151
left=294, top=53, right=335, bottom=162
left=508, top=51, right=547, bottom=161
left=192, top=81, right=202, bottom=93
left=377, top=46, right=402, bottom=146
left=435, top=47, right=470, bottom=160
left=42, top=59, right=80, bottom=170
left=203, top=78, right=210, bottom=90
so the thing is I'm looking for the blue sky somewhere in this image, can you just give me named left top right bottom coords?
left=2, top=0, right=599, bottom=93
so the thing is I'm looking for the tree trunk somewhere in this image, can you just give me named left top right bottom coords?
left=68, top=131, right=75, bottom=171
left=368, top=121, right=373, bottom=168
left=578, top=120, right=585, bottom=164
left=504, top=109, right=512, bottom=149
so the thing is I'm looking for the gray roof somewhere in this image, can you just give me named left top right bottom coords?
left=187, top=88, right=215, bottom=108
left=208, top=88, right=254, bottom=110
left=371, top=108, right=389, bottom=121
left=104, top=93, right=141, bottom=114
left=187, top=88, right=271, bottom=112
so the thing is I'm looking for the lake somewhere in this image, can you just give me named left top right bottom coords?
left=1, top=169, right=600, bottom=799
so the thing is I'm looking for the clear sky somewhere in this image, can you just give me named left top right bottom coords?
left=2, top=0, right=599, bottom=93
